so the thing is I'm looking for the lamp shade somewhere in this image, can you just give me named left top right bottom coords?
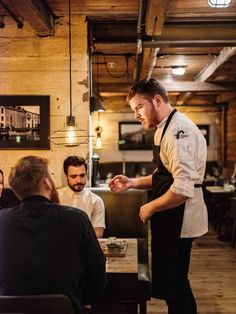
left=90, top=96, right=105, bottom=113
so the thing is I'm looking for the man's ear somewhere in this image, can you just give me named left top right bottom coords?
left=152, top=94, right=162, bottom=109
left=44, top=177, right=53, bottom=191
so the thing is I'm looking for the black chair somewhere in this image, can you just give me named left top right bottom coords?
left=91, top=187, right=151, bottom=314
left=0, top=294, right=74, bottom=314
left=220, top=196, right=236, bottom=247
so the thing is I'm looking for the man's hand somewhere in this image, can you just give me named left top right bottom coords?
left=139, top=202, right=155, bottom=224
left=108, top=175, right=133, bottom=193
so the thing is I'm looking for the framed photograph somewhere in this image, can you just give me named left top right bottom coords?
left=197, top=124, right=209, bottom=146
left=0, top=95, right=50, bottom=150
left=119, top=121, right=155, bottom=150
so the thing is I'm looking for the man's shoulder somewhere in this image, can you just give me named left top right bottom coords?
left=85, top=188, right=104, bottom=203
left=54, top=202, right=90, bottom=221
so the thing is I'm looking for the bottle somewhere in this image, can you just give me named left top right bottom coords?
left=91, top=153, right=100, bottom=187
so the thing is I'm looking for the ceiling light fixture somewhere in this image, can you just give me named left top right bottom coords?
left=172, top=66, right=186, bottom=76
left=208, top=0, right=231, bottom=8
left=49, top=0, right=90, bottom=147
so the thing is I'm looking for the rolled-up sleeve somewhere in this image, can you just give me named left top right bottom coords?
left=161, top=125, right=204, bottom=198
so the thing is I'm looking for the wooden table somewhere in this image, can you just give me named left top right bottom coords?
left=96, top=238, right=139, bottom=314
left=99, top=238, right=138, bottom=281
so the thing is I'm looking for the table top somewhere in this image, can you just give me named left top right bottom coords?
left=206, top=186, right=235, bottom=194
left=99, top=238, right=138, bottom=281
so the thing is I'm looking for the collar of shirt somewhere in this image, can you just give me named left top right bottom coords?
left=64, top=186, right=85, bottom=199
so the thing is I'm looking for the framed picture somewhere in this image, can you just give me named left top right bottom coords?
left=0, top=95, right=50, bottom=150
left=197, top=124, right=209, bottom=146
left=118, top=121, right=155, bottom=150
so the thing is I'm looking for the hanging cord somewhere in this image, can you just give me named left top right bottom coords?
left=69, top=0, right=72, bottom=116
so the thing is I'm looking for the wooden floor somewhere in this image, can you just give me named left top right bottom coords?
left=147, top=226, right=236, bottom=314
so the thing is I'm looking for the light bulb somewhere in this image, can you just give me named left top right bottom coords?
left=66, top=126, right=76, bottom=145
left=95, top=132, right=102, bottom=149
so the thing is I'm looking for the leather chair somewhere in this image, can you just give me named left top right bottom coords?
left=91, top=187, right=151, bottom=314
left=0, top=294, right=74, bottom=314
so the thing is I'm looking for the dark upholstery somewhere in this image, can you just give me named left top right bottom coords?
left=1, top=188, right=21, bottom=207
left=91, top=188, right=151, bottom=314
left=0, top=294, right=74, bottom=314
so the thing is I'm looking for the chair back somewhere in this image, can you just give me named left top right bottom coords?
left=229, top=197, right=236, bottom=218
left=91, top=187, right=148, bottom=263
left=0, top=294, right=74, bottom=314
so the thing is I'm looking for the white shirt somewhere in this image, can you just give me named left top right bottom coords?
left=154, top=111, right=208, bottom=238
left=58, top=186, right=105, bottom=229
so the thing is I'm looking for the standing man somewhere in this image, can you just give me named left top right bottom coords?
left=0, top=156, right=106, bottom=314
left=109, top=78, right=208, bottom=314
left=58, top=156, right=105, bottom=238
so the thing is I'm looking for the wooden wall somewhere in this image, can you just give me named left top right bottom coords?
left=0, top=16, right=90, bottom=188
left=226, top=98, right=236, bottom=174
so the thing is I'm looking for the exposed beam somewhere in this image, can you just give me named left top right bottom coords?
left=99, top=82, right=235, bottom=94
left=195, top=47, right=236, bottom=82
left=9, top=0, right=54, bottom=36
left=143, top=39, right=236, bottom=48
left=145, top=0, right=170, bottom=36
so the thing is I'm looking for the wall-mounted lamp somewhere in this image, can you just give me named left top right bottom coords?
left=172, top=66, right=186, bottom=76
left=49, top=0, right=89, bottom=147
left=208, top=0, right=231, bottom=8
left=95, top=126, right=103, bottom=149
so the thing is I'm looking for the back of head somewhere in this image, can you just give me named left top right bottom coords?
left=8, top=156, right=49, bottom=200
left=127, top=78, right=169, bottom=104
left=63, top=156, right=87, bottom=175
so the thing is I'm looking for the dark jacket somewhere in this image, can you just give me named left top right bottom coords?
left=0, top=195, right=106, bottom=314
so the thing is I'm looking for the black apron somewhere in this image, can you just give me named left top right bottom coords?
left=150, top=108, right=185, bottom=300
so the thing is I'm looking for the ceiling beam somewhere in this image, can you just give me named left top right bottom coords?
left=9, top=0, right=54, bottom=36
left=195, top=47, right=236, bottom=82
left=143, top=39, right=236, bottom=48
left=145, top=0, right=170, bottom=36
left=99, top=82, right=235, bottom=94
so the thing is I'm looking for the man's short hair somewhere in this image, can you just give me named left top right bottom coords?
left=8, top=156, right=49, bottom=200
left=127, top=78, right=169, bottom=104
left=63, top=156, right=88, bottom=175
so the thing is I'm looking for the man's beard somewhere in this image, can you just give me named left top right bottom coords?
left=68, top=183, right=85, bottom=192
left=51, top=186, right=60, bottom=204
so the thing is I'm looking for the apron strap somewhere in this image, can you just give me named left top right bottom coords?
left=160, top=108, right=177, bottom=142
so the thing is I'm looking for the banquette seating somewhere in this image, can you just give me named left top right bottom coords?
left=91, top=187, right=151, bottom=314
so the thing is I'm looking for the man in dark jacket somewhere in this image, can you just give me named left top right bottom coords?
left=0, top=156, right=106, bottom=314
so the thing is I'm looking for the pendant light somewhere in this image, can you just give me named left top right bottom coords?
left=49, top=0, right=90, bottom=147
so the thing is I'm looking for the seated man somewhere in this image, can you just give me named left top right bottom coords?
left=58, top=156, right=105, bottom=238
left=0, top=156, right=106, bottom=314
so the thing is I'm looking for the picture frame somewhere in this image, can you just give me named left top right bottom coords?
left=197, top=124, right=210, bottom=146
left=118, top=121, right=155, bottom=150
left=0, top=95, right=50, bottom=150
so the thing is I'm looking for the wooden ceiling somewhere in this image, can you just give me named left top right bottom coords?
left=1, top=0, right=236, bottom=112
